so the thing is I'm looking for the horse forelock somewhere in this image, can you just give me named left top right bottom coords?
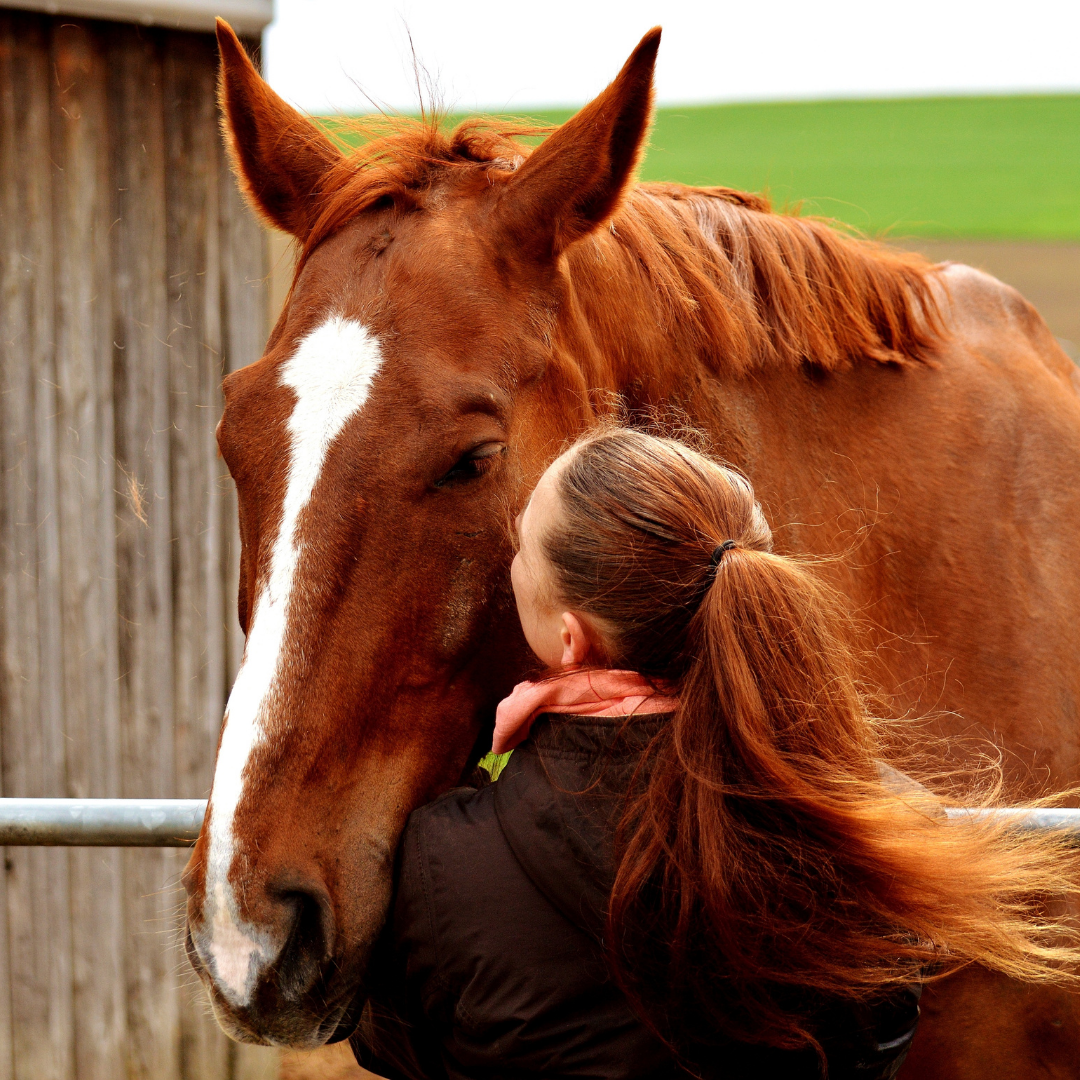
left=203, top=315, right=385, bottom=1004
left=295, top=116, right=546, bottom=282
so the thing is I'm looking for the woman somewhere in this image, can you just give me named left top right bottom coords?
left=353, top=428, right=1080, bottom=1080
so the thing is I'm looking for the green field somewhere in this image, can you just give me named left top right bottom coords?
left=334, top=95, right=1080, bottom=240
left=533, top=96, right=1080, bottom=240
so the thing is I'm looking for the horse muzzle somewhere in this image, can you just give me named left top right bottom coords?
left=184, top=869, right=366, bottom=1047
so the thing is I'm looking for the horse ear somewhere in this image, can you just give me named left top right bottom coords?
left=216, top=19, right=342, bottom=239
left=496, top=27, right=660, bottom=259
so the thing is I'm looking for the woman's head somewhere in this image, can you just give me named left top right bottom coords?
left=511, top=427, right=1080, bottom=1066
left=510, top=428, right=772, bottom=675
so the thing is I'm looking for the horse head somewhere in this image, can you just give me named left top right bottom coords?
left=183, top=20, right=661, bottom=1046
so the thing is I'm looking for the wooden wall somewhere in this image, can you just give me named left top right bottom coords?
left=0, top=11, right=276, bottom=1078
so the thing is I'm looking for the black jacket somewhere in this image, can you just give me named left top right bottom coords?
left=353, top=715, right=921, bottom=1080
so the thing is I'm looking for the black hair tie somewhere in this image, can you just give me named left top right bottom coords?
left=709, top=539, right=738, bottom=572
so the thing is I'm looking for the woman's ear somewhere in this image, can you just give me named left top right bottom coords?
left=559, top=612, right=608, bottom=668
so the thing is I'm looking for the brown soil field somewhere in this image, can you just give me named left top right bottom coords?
left=896, top=239, right=1080, bottom=360
left=280, top=1042, right=371, bottom=1079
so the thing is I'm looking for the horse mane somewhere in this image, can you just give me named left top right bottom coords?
left=582, top=185, right=944, bottom=373
left=298, top=116, right=945, bottom=373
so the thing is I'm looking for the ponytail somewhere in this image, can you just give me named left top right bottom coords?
left=543, top=426, right=1080, bottom=1060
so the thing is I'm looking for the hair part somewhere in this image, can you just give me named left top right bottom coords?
left=542, top=427, right=1080, bottom=1062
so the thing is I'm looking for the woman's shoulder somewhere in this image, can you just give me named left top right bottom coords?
left=405, top=782, right=502, bottom=875
left=389, top=770, right=679, bottom=1080
left=394, top=716, right=652, bottom=969
left=404, top=781, right=497, bottom=839
left=393, top=736, right=616, bottom=969
left=397, top=783, right=504, bottom=919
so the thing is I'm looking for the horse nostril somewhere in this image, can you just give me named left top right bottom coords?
left=275, top=888, right=334, bottom=1003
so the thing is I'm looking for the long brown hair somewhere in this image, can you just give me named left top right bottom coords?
left=541, top=427, right=1080, bottom=1059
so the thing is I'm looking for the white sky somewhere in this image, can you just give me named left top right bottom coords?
left=264, top=0, right=1080, bottom=115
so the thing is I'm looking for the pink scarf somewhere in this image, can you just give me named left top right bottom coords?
left=492, top=669, right=679, bottom=754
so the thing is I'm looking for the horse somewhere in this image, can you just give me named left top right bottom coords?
left=183, top=20, right=1080, bottom=1078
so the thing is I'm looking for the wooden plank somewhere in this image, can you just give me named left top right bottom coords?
left=0, top=19, right=29, bottom=1080
left=0, top=20, right=23, bottom=1080
left=161, top=30, right=234, bottom=1080
left=104, top=22, right=180, bottom=1080
left=219, top=40, right=270, bottom=383
left=0, top=852, right=11, bottom=1080
left=0, top=15, right=274, bottom=1078
left=47, top=20, right=127, bottom=1080
left=0, top=12, right=75, bottom=1080
left=267, top=228, right=297, bottom=334
left=217, top=77, right=268, bottom=685
left=165, top=26, right=224, bottom=854
left=0, top=0, right=274, bottom=36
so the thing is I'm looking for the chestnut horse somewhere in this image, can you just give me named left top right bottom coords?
left=184, top=20, right=1080, bottom=1078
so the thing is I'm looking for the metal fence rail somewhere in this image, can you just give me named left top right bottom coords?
left=0, top=799, right=206, bottom=846
left=944, top=807, right=1080, bottom=833
left=0, top=800, right=1077, bottom=847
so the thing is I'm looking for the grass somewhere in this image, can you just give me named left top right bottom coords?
left=328, top=94, right=1080, bottom=241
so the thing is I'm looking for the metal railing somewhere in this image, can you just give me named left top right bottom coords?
left=0, top=799, right=206, bottom=846
left=944, top=807, right=1080, bottom=833
left=0, top=800, right=1076, bottom=847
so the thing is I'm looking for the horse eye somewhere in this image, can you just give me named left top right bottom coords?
left=434, top=442, right=506, bottom=488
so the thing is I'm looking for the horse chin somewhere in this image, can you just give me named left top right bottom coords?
left=187, top=923, right=365, bottom=1048
left=203, top=976, right=359, bottom=1049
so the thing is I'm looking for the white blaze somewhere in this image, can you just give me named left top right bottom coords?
left=203, top=317, right=384, bottom=1005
